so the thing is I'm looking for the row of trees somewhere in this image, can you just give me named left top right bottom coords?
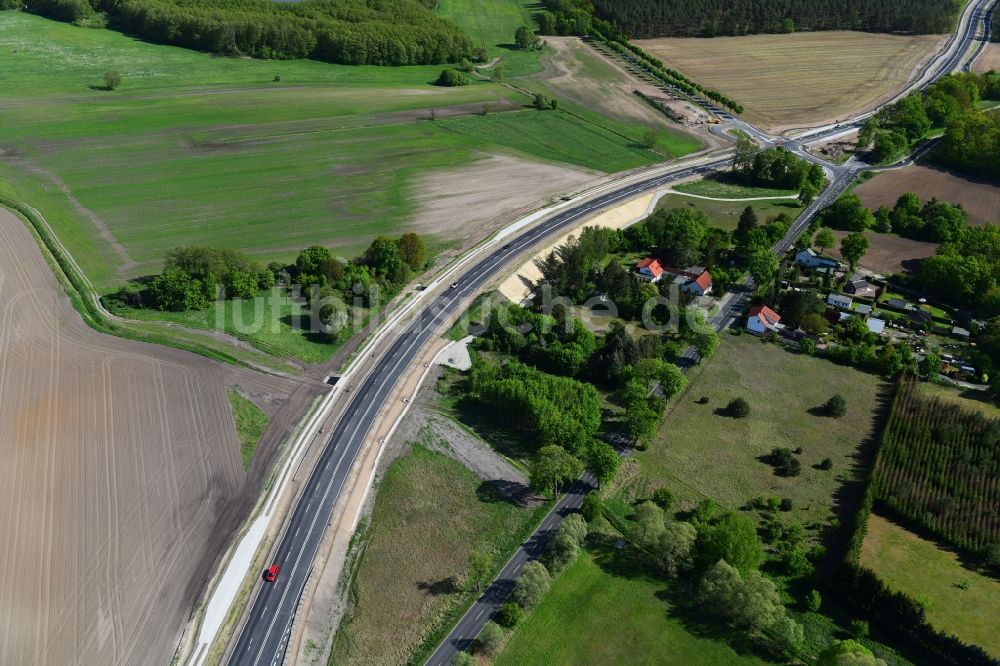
left=143, top=247, right=275, bottom=312
left=588, top=0, right=963, bottom=38
left=22, top=0, right=475, bottom=66
left=872, top=377, right=1000, bottom=558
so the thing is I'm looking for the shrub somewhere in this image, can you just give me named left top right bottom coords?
left=495, top=602, right=522, bottom=628
left=819, top=457, right=833, bottom=470
left=103, top=70, right=122, bottom=91
left=435, top=68, right=469, bottom=87
left=825, top=393, right=847, bottom=417
left=512, top=561, right=550, bottom=610
left=727, top=397, right=750, bottom=418
left=451, top=651, right=476, bottom=666
left=780, top=498, right=794, bottom=512
left=849, top=619, right=870, bottom=639
left=580, top=493, right=603, bottom=522
left=806, top=588, right=822, bottom=611
left=765, top=447, right=802, bottom=477
left=476, top=621, right=505, bottom=655
left=652, top=487, right=675, bottom=511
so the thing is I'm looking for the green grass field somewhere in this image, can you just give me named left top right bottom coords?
left=917, top=382, right=1000, bottom=419
left=496, top=547, right=772, bottom=666
left=227, top=389, right=268, bottom=468
left=436, top=0, right=542, bottom=77
left=0, top=11, right=693, bottom=297
left=673, top=176, right=798, bottom=199
left=656, top=193, right=803, bottom=231
left=860, top=513, right=1000, bottom=658
left=330, top=440, right=547, bottom=665
left=609, top=335, right=883, bottom=535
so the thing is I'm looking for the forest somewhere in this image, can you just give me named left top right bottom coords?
left=871, top=378, right=1000, bottom=559
left=18, top=0, right=474, bottom=65
left=588, top=0, right=962, bottom=38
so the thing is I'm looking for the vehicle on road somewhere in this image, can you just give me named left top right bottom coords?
left=263, top=564, right=279, bottom=583
left=502, top=243, right=511, bottom=250
left=450, top=282, right=458, bottom=289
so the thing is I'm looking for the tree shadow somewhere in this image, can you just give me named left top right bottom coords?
left=416, top=577, right=459, bottom=596
left=88, top=85, right=112, bottom=91
left=476, top=479, right=534, bottom=507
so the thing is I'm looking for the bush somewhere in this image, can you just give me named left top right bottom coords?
left=652, top=487, right=675, bottom=511
left=825, top=393, right=847, bottom=417
left=806, top=588, right=822, bottom=612
left=451, top=652, right=476, bottom=666
left=512, top=561, right=550, bottom=610
left=849, top=619, right=870, bottom=639
left=435, top=68, right=469, bottom=87
left=476, top=621, right=505, bottom=655
left=495, top=602, right=522, bottom=628
left=580, top=493, right=603, bottom=522
left=819, top=457, right=834, bottom=471
left=780, top=498, right=794, bottom=512
left=103, top=70, right=122, bottom=91
left=765, top=447, right=802, bottom=477
left=727, top=397, right=750, bottom=418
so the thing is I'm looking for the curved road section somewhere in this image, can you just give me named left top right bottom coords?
left=227, top=1, right=993, bottom=662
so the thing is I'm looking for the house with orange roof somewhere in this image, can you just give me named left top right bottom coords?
left=746, top=305, right=782, bottom=334
left=635, top=257, right=665, bottom=282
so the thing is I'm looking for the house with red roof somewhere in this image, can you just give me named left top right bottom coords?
left=746, top=305, right=782, bottom=334
left=635, top=257, right=665, bottom=282
left=683, top=270, right=713, bottom=296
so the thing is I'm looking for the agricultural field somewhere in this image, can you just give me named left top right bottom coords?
left=495, top=547, right=771, bottom=666
left=860, top=514, right=1000, bottom=658
left=329, top=441, right=545, bottom=665
left=854, top=165, right=1000, bottom=228
left=825, top=229, right=937, bottom=275
left=918, top=383, right=1000, bottom=419
left=973, top=43, right=1000, bottom=73
left=871, top=378, right=1000, bottom=555
left=634, top=32, right=946, bottom=131
left=0, top=207, right=307, bottom=665
left=610, top=335, right=883, bottom=535
left=0, top=11, right=692, bottom=297
left=655, top=192, right=802, bottom=231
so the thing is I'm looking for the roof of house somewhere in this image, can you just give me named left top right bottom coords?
left=952, top=326, right=971, bottom=337
left=867, top=318, right=886, bottom=335
left=828, top=293, right=853, bottom=305
left=636, top=257, right=664, bottom=277
left=855, top=304, right=873, bottom=315
left=798, top=248, right=818, bottom=257
left=748, top=305, right=781, bottom=327
left=886, top=298, right=910, bottom=309
left=692, top=271, right=712, bottom=291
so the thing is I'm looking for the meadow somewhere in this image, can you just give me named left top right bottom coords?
left=495, top=547, right=772, bottom=666
left=0, top=11, right=695, bottom=295
left=634, top=32, right=946, bottom=130
left=610, top=335, right=883, bottom=536
left=655, top=192, right=802, bottom=231
left=329, top=442, right=547, bottom=665
left=227, top=389, right=269, bottom=468
left=860, top=514, right=1000, bottom=658
left=436, top=0, right=542, bottom=77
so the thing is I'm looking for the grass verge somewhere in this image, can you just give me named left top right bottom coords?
left=656, top=193, right=803, bottom=231
left=227, top=390, right=269, bottom=469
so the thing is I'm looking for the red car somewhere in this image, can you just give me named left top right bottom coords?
left=263, top=564, right=279, bottom=583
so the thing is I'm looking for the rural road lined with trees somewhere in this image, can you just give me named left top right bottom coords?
left=227, top=1, right=995, bottom=663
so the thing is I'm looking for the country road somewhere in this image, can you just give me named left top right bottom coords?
left=224, top=0, right=996, bottom=662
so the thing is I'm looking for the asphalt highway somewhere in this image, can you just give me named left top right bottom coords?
left=227, top=2, right=994, bottom=662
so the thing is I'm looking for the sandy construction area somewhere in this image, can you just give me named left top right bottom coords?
left=0, top=208, right=311, bottom=665
left=854, top=165, right=1000, bottom=228
left=410, top=153, right=599, bottom=244
left=973, top=43, right=1000, bottom=73
left=634, top=32, right=946, bottom=132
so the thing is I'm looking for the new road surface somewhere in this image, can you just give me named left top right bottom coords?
left=227, top=1, right=995, bottom=662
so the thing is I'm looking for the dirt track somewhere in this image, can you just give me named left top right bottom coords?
left=0, top=208, right=317, bottom=665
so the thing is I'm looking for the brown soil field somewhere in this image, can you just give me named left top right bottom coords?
left=855, top=165, right=1000, bottom=227
left=0, top=208, right=315, bottom=665
left=634, top=32, right=946, bottom=131
left=973, top=43, right=1000, bottom=73
left=826, top=229, right=937, bottom=275
left=410, top=153, right=599, bottom=242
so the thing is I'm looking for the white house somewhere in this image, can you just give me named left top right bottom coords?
left=635, top=257, right=665, bottom=282
left=795, top=248, right=840, bottom=270
left=683, top=270, right=713, bottom=297
left=827, top=293, right=854, bottom=310
left=866, top=318, right=886, bottom=335
left=746, top=305, right=781, bottom=334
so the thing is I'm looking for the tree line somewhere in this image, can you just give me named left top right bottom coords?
left=19, top=0, right=476, bottom=66
left=587, top=0, right=962, bottom=38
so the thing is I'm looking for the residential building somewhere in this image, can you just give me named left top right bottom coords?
left=747, top=305, right=781, bottom=334
left=866, top=318, right=886, bottom=335
left=845, top=273, right=879, bottom=299
left=794, top=248, right=840, bottom=270
left=635, top=257, right=664, bottom=282
left=827, top=293, right=854, bottom=310
left=684, top=270, right=713, bottom=296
